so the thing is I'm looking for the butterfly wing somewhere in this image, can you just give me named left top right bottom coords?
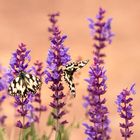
left=73, top=60, right=89, bottom=71
left=8, top=72, right=42, bottom=97
left=8, top=76, right=27, bottom=97
left=64, top=60, right=89, bottom=97
left=24, top=73, right=42, bottom=94
left=63, top=70, right=76, bottom=97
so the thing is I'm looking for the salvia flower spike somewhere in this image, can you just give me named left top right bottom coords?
left=45, top=12, right=71, bottom=137
left=116, top=84, right=135, bottom=140
left=8, top=43, right=36, bottom=128
left=83, top=7, right=114, bottom=140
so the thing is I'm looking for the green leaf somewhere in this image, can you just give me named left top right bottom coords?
left=19, top=127, right=30, bottom=140
left=30, top=123, right=38, bottom=140
left=47, top=113, right=55, bottom=126
left=40, top=134, right=49, bottom=140
left=0, top=127, right=5, bottom=140
left=62, top=129, right=69, bottom=140
left=55, top=131, right=61, bottom=140
left=18, top=123, right=38, bottom=140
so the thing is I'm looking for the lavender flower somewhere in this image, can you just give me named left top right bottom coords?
left=84, top=8, right=114, bottom=140
left=0, top=93, right=7, bottom=126
left=0, top=65, right=8, bottom=126
left=116, top=84, right=135, bottom=139
left=9, top=43, right=34, bottom=128
left=32, top=60, right=47, bottom=119
left=45, top=13, right=71, bottom=136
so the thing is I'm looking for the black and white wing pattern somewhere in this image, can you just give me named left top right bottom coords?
left=63, top=60, right=89, bottom=97
left=8, top=71, right=42, bottom=97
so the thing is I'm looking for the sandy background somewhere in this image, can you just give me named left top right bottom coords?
left=0, top=0, right=140, bottom=139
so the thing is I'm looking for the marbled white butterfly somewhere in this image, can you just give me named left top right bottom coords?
left=63, top=60, right=89, bottom=97
left=8, top=71, right=42, bottom=97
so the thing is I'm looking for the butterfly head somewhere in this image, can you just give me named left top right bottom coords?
left=18, top=71, right=26, bottom=78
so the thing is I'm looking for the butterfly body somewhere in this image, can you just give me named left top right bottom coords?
left=63, top=60, right=89, bottom=97
left=8, top=71, right=41, bottom=97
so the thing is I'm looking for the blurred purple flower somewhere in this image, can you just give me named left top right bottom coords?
left=0, top=115, right=7, bottom=125
left=32, top=60, right=47, bottom=120
left=84, top=8, right=114, bottom=140
left=32, top=60, right=44, bottom=79
left=0, top=79, right=6, bottom=91
left=0, top=95, right=6, bottom=104
left=45, top=13, right=71, bottom=131
left=87, top=18, right=95, bottom=36
left=116, top=84, right=135, bottom=139
left=16, top=120, right=30, bottom=129
left=25, top=99, right=39, bottom=123
left=0, top=64, right=8, bottom=126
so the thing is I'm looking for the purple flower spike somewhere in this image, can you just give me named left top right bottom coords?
left=8, top=43, right=36, bottom=129
left=84, top=8, right=114, bottom=140
left=116, top=84, right=135, bottom=139
left=45, top=13, right=71, bottom=133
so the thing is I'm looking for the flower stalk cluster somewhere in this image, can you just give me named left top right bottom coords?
left=116, top=84, right=135, bottom=140
left=45, top=13, right=71, bottom=138
left=84, top=8, right=114, bottom=140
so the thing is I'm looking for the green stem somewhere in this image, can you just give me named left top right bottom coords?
left=48, top=127, right=54, bottom=140
left=124, top=102, right=128, bottom=140
left=55, top=100, right=60, bottom=140
left=55, top=86, right=61, bottom=140
left=21, top=97, right=25, bottom=140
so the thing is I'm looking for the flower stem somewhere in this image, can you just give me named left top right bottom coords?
left=55, top=91, right=61, bottom=140
left=21, top=97, right=25, bottom=127
left=124, top=102, right=128, bottom=140
left=48, top=127, right=54, bottom=140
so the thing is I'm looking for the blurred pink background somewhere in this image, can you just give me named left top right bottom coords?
left=0, top=0, right=140, bottom=139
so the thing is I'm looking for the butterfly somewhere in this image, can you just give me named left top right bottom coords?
left=8, top=71, right=42, bottom=97
left=63, top=60, right=89, bottom=97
